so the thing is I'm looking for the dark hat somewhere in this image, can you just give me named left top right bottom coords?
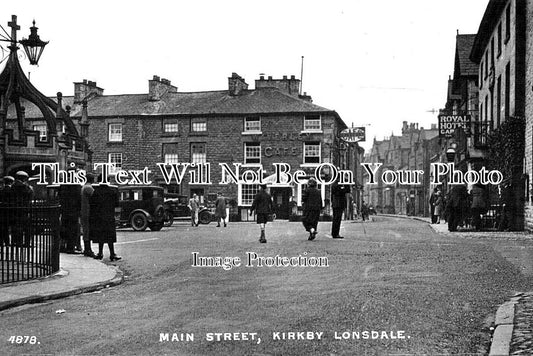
left=3, top=175, right=14, bottom=182
left=15, top=171, right=29, bottom=178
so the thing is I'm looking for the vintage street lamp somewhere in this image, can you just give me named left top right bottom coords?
left=19, top=20, right=48, bottom=65
left=0, top=15, right=48, bottom=66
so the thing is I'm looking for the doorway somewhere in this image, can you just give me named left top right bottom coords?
left=270, top=187, right=292, bottom=220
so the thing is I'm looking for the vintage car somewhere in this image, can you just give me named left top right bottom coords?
left=163, top=194, right=213, bottom=226
left=116, top=186, right=165, bottom=231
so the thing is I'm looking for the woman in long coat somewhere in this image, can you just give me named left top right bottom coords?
left=215, top=192, right=227, bottom=227
left=90, top=181, right=121, bottom=261
left=302, top=178, right=323, bottom=241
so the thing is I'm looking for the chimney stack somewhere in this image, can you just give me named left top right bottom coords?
left=74, top=80, right=104, bottom=104
left=149, top=75, right=177, bottom=101
left=228, top=73, right=249, bottom=96
left=254, top=74, right=301, bottom=97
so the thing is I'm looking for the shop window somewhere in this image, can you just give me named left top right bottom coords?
left=241, top=184, right=260, bottom=206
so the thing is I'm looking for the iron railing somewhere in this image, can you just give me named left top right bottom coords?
left=1, top=201, right=61, bottom=284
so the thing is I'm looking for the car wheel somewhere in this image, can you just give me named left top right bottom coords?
left=163, top=211, right=174, bottom=227
left=149, top=222, right=163, bottom=231
left=199, top=211, right=212, bottom=225
left=131, top=212, right=148, bottom=231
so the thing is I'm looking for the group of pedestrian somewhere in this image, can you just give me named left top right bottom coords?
left=430, top=183, right=489, bottom=232
left=249, top=178, right=352, bottom=243
left=0, top=171, right=34, bottom=247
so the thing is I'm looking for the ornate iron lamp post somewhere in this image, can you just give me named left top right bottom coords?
left=0, top=15, right=48, bottom=65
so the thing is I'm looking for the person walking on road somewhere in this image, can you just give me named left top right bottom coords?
left=250, top=184, right=273, bottom=243
left=302, top=178, right=323, bottom=241
left=188, top=194, right=200, bottom=227
left=90, top=178, right=121, bottom=261
left=215, top=192, right=227, bottom=227
left=331, top=179, right=350, bottom=239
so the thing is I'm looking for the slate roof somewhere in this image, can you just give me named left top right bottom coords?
left=17, top=87, right=339, bottom=120
left=455, top=34, right=478, bottom=77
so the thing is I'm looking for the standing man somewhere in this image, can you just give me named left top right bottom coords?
left=80, top=173, right=96, bottom=257
left=215, top=192, right=227, bottom=227
left=302, top=178, right=323, bottom=241
left=331, top=179, right=350, bottom=239
left=250, top=184, right=273, bottom=243
left=188, top=194, right=200, bottom=227
left=90, top=177, right=121, bottom=261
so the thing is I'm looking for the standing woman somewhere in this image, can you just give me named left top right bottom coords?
left=302, top=178, right=323, bottom=240
left=215, top=192, right=227, bottom=227
left=90, top=177, right=121, bottom=261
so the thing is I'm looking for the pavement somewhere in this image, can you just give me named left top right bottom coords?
left=381, top=213, right=533, bottom=356
left=0, top=253, right=123, bottom=311
left=0, top=217, right=531, bottom=355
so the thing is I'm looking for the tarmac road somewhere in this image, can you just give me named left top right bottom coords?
left=2, top=217, right=533, bottom=356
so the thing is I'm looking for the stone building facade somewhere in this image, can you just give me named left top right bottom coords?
left=23, top=73, right=351, bottom=220
left=470, top=0, right=527, bottom=230
left=363, top=122, right=439, bottom=216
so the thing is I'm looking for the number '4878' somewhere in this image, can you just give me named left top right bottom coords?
left=8, top=336, right=38, bottom=344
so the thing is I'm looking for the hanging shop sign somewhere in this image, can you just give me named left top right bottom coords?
left=339, top=127, right=365, bottom=143
left=438, top=115, right=471, bottom=138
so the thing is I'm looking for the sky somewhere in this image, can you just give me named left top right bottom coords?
left=2, top=0, right=489, bottom=151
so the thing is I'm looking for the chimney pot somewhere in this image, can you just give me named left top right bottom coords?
left=290, top=75, right=295, bottom=80
left=283, top=75, right=287, bottom=80
left=153, top=75, right=160, bottom=81
left=268, top=76, right=272, bottom=80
